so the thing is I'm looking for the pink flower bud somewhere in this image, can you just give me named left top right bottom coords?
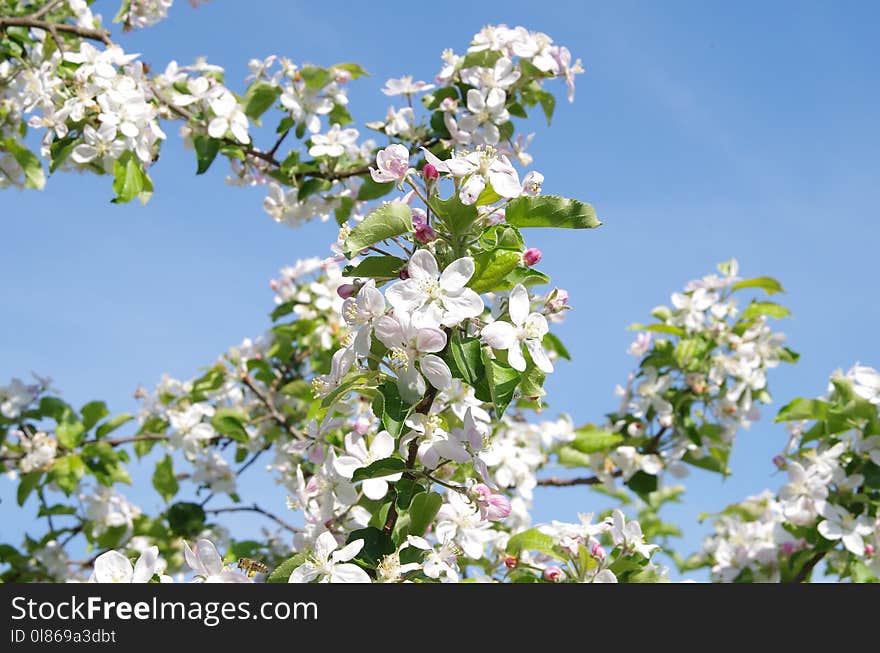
left=780, top=541, right=797, bottom=556
left=865, top=544, right=875, bottom=556
left=504, top=556, right=518, bottom=569
left=546, top=289, right=569, bottom=313
left=591, top=543, right=606, bottom=560
left=772, top=455, right=786, bottom=469
left=269, top=279, right=279, bottom=290
left=473, top=484, right=512, bottom=522
left=336, top=283, right=357, bottom=299
left=415, top=224, right=436, bottom=244
left=523, top=248, right=542, bottom=267
left=543, top=565, right=564, bottom=582
left=423, top=163, right=439, bottom=181
left=488, top=209, right=506, bottom=225
left=411, top=208, right=428, bottom=228
left=353, top=417, right=371, bottom=436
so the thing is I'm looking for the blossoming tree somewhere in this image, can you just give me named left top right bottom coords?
left=2, top=1, right=878, bottom=584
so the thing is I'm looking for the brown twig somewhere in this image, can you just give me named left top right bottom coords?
left=206, top=503, right=300, bottom=534
left=0, top=16, right=112, bottom=46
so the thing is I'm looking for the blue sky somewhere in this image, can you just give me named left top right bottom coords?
left=2, top=0, right=878, bottom=577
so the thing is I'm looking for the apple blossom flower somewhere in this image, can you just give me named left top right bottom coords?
left=817, top=504, right=874, bottom=556
left=184, top=539, right=252, bottom=583
left=206, top=88, right=250, bottom=144
left=374, top=311, right=452, bottom=403
left=308, top=123, right=359, bottom=158
left=334, top=431, right=402, bottom=500
left=608, top=510, right=659, bottom=558
left=288, top=531, right=371, bottom=583
left=521, top=171, right=544, bottom=196
left=369, top=144, right=412, bottom=185
left=342, top=280, right=385, bottom=356
left=458, top=87, right=510, bottom=145
left=312, top=347, right=355, bottom=398
left=89, top=547, right=163, bottom=583
left=399, top=413, right=470, bottom=470
left=480, top=284, right=553, bottom=373
left=385, top=249, right=484, bottom=328
left=405, top=536, right=459, bottom=582
left=422, top=147, right=522, bottom=205
left=381, top=75, right=435, bottom=96
left=472, top=483, right=512, bottom=521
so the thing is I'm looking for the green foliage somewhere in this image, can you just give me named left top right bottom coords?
left=505, top=195, right=601, bottom=229
left=343, top=202, right=413, bottom=256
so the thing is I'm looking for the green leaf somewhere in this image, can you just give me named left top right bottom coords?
left=111, top=151, right=149, bottom=204
left=95, top=413, right=134, bottom=439
left=542, top=333, right=571, bottom=361
left=2, top=138, right=45, bottom=189
left=356, top=176, right=394, bottom=201
left=298, top=177, right=332, bottom=200
left=443, top=333, right=484, bottom=386
left=193, top=134, right=220, bottom=174
left=300, top=66, right=330, bottom=90
left=434, top=195, right=478, bottom=235
left=461, top=50, right=502, bottom=69
left=373, top=379, right=411, bottom=438
left=16, top=471, right=42, bottom=506
left=626, top=470, right=659, bottom=498
left=55, top=421, right=86, bottom=449
left=741, top=301, right=791, bottom=320
left=570, top=428, right=623, bottom=454
left=210, top=409, right=249, bottom=443
left=343, top=202, right=412, bottom=256
left=80, top=401, right=109, bottom=431
left=395, top=477, right=422, bottom=510
left=352, top=457, right=406, bottom=482
left=266, top=553, right=308, bottom=583
left=536, top=89, right=556, bottom=124
left=331, top=62, right=369, bottom=79
left=469, top=249, right=521, bottom=294
left=505, top=195, right=601, bottom=229
left=343, top=256, right=406, bottom=280
left=474, top=349, right=520, bottom=417
left=556, top=446, right=592, bottom=467
left=152, top=454, right=179, bottom=503
left=242, top=81, right=281, bottom=120
left=775, top=398, right=829, bottom=423
left=506, top=527, right=559, bottom=559
left=731, top=276, right=785, bottom=295
left=346, top=527, right=394, bottom=566
left=500, top=266, right=550, bottom=290
left=407, top=491, right=442, bottom=537
left=167, top=502, right=206, bottom=536
left=49, top=455, right=86, bottom=495
left=49, top=135, right=76, bottom=172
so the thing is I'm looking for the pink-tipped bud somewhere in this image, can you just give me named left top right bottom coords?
left=415, top=224, right=436, bottom=244
left=865, top=544, right=875, bottom=556
left=488, top=209, right=506, bottom=225
left=504, top=555, right=518, bottom=569
left=546, top=288, right=569, bottom=313
left=772, top=455, right=786, bottom=469
left=411, top=208, right=428, bottom=228
left=591, top=543, right=606, bottom=560
left=336, top=283, right=357, bottom=299
left=523, top=248, right=542, bottom=267
left=543, top=565, right=564, bottom=582
left=627, top=422, right=645, bottom=437
left=780, top=541, right=797, bottom=557
left=269, top=279, right=280, bottom=290
left=423, top=163, right=439, bottom=181
left=473, top=484, right=512, bottom=522
left=353, top=417, right=371, bottom=436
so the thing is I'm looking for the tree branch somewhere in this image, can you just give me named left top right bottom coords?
left=537, top=475, right=603, bottom=487
left=792, top=549, right=827, bottom=583
left=206, top=504, right=300, bottom=534
left=240, top=373, right=305, bottom=440
left=0, top=16, right=112, bottom=46
left=383, top=385, right=438, bottom=535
